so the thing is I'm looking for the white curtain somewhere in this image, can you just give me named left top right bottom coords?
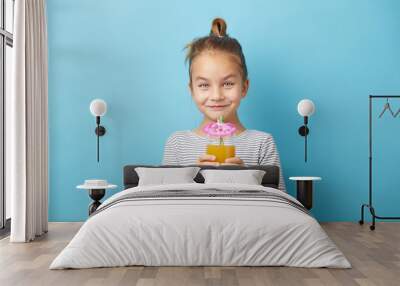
left=7, top=0, right=49, bottom=242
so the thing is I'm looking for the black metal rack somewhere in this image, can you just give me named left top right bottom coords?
left=359, top=95, right=400, bottom=230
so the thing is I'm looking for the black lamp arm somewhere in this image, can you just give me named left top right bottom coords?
left=94, top=116, right=106, bottom=162
left=298, top=116, right=310, bottom=162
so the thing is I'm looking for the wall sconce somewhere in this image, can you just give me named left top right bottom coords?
left=90, top=99, right=107, bottom=162
left=297, top=99, right=315, bottom=162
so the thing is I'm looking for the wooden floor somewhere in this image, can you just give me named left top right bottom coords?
left=0, top=222, right=399, bottom=286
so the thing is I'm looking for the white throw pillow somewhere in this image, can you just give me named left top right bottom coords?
left=200, top=169, right=266, bottom=185
left=135, top=167, right=201, bottom=186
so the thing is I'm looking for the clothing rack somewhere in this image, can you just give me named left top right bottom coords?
left=359, top=95, right=400, bottom=230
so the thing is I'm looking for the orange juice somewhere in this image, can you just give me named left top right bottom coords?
left=206, top=144, right=236, bottom=163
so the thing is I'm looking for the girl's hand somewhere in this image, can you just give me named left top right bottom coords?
left=197, top=154, right=220, bottom=166
left=221, top=157, right=244, bottom=166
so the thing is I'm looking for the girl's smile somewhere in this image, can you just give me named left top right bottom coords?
left=207, top=104, right=231, bottom=110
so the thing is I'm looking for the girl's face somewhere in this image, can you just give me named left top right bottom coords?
left=189, top=50, right=249, bottom=122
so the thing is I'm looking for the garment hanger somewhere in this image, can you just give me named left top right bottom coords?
left=378, top=98, right=395, bottom=118
left=393, top=105, right=400, bottom=118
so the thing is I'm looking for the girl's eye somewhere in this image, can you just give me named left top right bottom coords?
left=198, top=83, right=209, bottom=88
left=224, top=82, right=235, bottom=87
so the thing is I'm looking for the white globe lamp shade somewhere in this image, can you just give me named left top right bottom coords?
left=297, top=99, right=315, bottom=117
left=90, top=99, right=107, bottom=117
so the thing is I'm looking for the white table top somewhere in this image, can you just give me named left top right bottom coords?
left=77, top=184, right=117, bottom=190
left=289, top=176, right=322, bottom=181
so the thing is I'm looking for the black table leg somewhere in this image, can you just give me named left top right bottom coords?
left=296, top=181, right=313, bottom=210
left=88, top=189, right=105, bottom=215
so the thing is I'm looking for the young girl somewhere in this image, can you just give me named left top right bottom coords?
left=162, top=18, right=286, bottom=191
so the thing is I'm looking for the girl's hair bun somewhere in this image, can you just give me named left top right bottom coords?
left=210, top=18, right=227, bottom=37
left=185, top=17, right=248, bottom=83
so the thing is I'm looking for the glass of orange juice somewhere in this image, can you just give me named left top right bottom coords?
left=206, top=143, right=235, bottom=163
left=203, top=116, right=237, bottom=163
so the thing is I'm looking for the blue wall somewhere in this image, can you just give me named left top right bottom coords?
left=47, top=0, right=400, bottom=222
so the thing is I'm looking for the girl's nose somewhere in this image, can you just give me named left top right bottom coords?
left=210, top=88, right=225, bottom=101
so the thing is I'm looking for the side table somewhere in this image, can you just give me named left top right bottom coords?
left=289, top=177, right=322, bottom=210
left=77, top=180, right=117, bottom=215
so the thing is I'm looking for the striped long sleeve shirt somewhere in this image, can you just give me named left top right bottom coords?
left=162, top=129, right=286, bottom=191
